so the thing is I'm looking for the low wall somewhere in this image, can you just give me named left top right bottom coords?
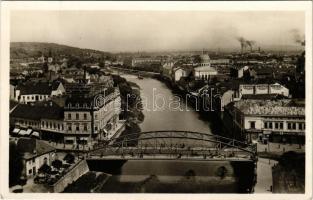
left=50, top=159, right=89, bottom=193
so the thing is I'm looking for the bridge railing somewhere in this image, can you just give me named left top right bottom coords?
left=89, top=146, right=256, bottom=160
left=90, top=130, right=257, bottom=160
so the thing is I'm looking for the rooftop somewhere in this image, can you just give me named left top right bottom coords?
left=16, top=81, right=62, bottom=95
left=11, top=101, right=64, bottom=120
left=234, top=99, right=305, bottom=117
left=16, top=138, right=55, bottom=160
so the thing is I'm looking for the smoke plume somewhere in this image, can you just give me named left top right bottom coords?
left=237, top=37, right=256, bottom=52
left=290, top=29, right=305, bottom=46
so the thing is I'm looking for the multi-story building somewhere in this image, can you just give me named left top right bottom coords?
left=239, top=83, right=289, bottom=98
left=10, top=82, right=124, bottom=146
left=10, top=101, right=65, bottom=141
left=224, top=99, right=305, bottom=143
left=63, top=87, right=122, bottom=144
left=131, top=57, right=163, bottom=67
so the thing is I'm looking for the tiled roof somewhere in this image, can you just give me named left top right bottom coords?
left=234, top=99, right=305, bottom=117
left=10, top=101, right=64, bottom=120
left=17, top=138, right=55, bottom=160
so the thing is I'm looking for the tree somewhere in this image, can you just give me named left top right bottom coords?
left=63, top=153, right=75, bottom=164
left=38, top=163, right=52, bottom=174
left=51, top=159, right=63, bottom=170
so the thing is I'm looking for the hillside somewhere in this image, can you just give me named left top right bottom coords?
left=10, top=42, right=112, bottom=59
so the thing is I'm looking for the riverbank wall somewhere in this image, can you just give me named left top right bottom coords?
left=48, top=159, right=89, bottom=193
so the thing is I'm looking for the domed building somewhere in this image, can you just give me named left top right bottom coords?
left=193, top=53, right=218, bottom=80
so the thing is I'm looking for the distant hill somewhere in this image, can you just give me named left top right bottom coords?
left=10, top=42, right=112, bottom=59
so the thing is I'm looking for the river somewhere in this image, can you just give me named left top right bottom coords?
left=121, top=74, right=214, bottom=133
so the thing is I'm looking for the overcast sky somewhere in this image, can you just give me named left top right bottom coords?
left=11, top=11, right=305, bottom=52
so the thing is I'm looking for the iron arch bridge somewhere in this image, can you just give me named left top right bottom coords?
left=89, top=130, right=257, bottom=161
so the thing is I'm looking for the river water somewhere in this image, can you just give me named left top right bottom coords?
left=121, top=74, right=213, bottom=133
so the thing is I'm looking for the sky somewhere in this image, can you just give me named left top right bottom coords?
left=10, top=11, right=305, bottom=52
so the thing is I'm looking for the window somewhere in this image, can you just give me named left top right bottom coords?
left=68, top=123, right=72, bottom=131
left=68, top=113, right=71, bottom=120
left=84, top=123, right=87, bottom=131
left=58, top=124, right=60, bottom=130
left=287, top=123, right=291, bottom=129
left=250, top=121, right=255, bottom=129
left=269, top=122, right=273, bottom=129
left=76, top=113, right=79, bottom=120
left=95, top=126, right=98, bottom=131
left=76, top=124, right=79, bottom=131
left=84, top=113, right=87, bottom=120
left=28, top=169, right=32, bottom=175
left=279, top=122, right=284, bottom=129
left=275, top=122, right=279, bottom=129
left=287, top=122, right=296, bottom=130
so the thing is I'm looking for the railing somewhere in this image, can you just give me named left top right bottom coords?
left=90, top=130, right=257, bottom=160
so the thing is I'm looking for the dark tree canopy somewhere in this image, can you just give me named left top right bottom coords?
left=51, top=159, right=63, bottom=169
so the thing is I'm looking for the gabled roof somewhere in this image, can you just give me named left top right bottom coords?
left=16, top=82, right=61, bottom=95
left=16, top=138, right=55, bottom=160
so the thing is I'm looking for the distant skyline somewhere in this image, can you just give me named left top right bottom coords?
left=11, top=11, right=305, bottom=52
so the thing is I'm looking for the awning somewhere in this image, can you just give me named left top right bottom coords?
left=12, top=128, right=20, bottom=134
left=26, top=129, right=32, bottom=135
left=31, top=131, right=40, bottom=137
left=18, top=130, right=28, bottom=136
left=263, top=130, right=272, bottom=135
left=64, top=137, right=75, bottom=140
